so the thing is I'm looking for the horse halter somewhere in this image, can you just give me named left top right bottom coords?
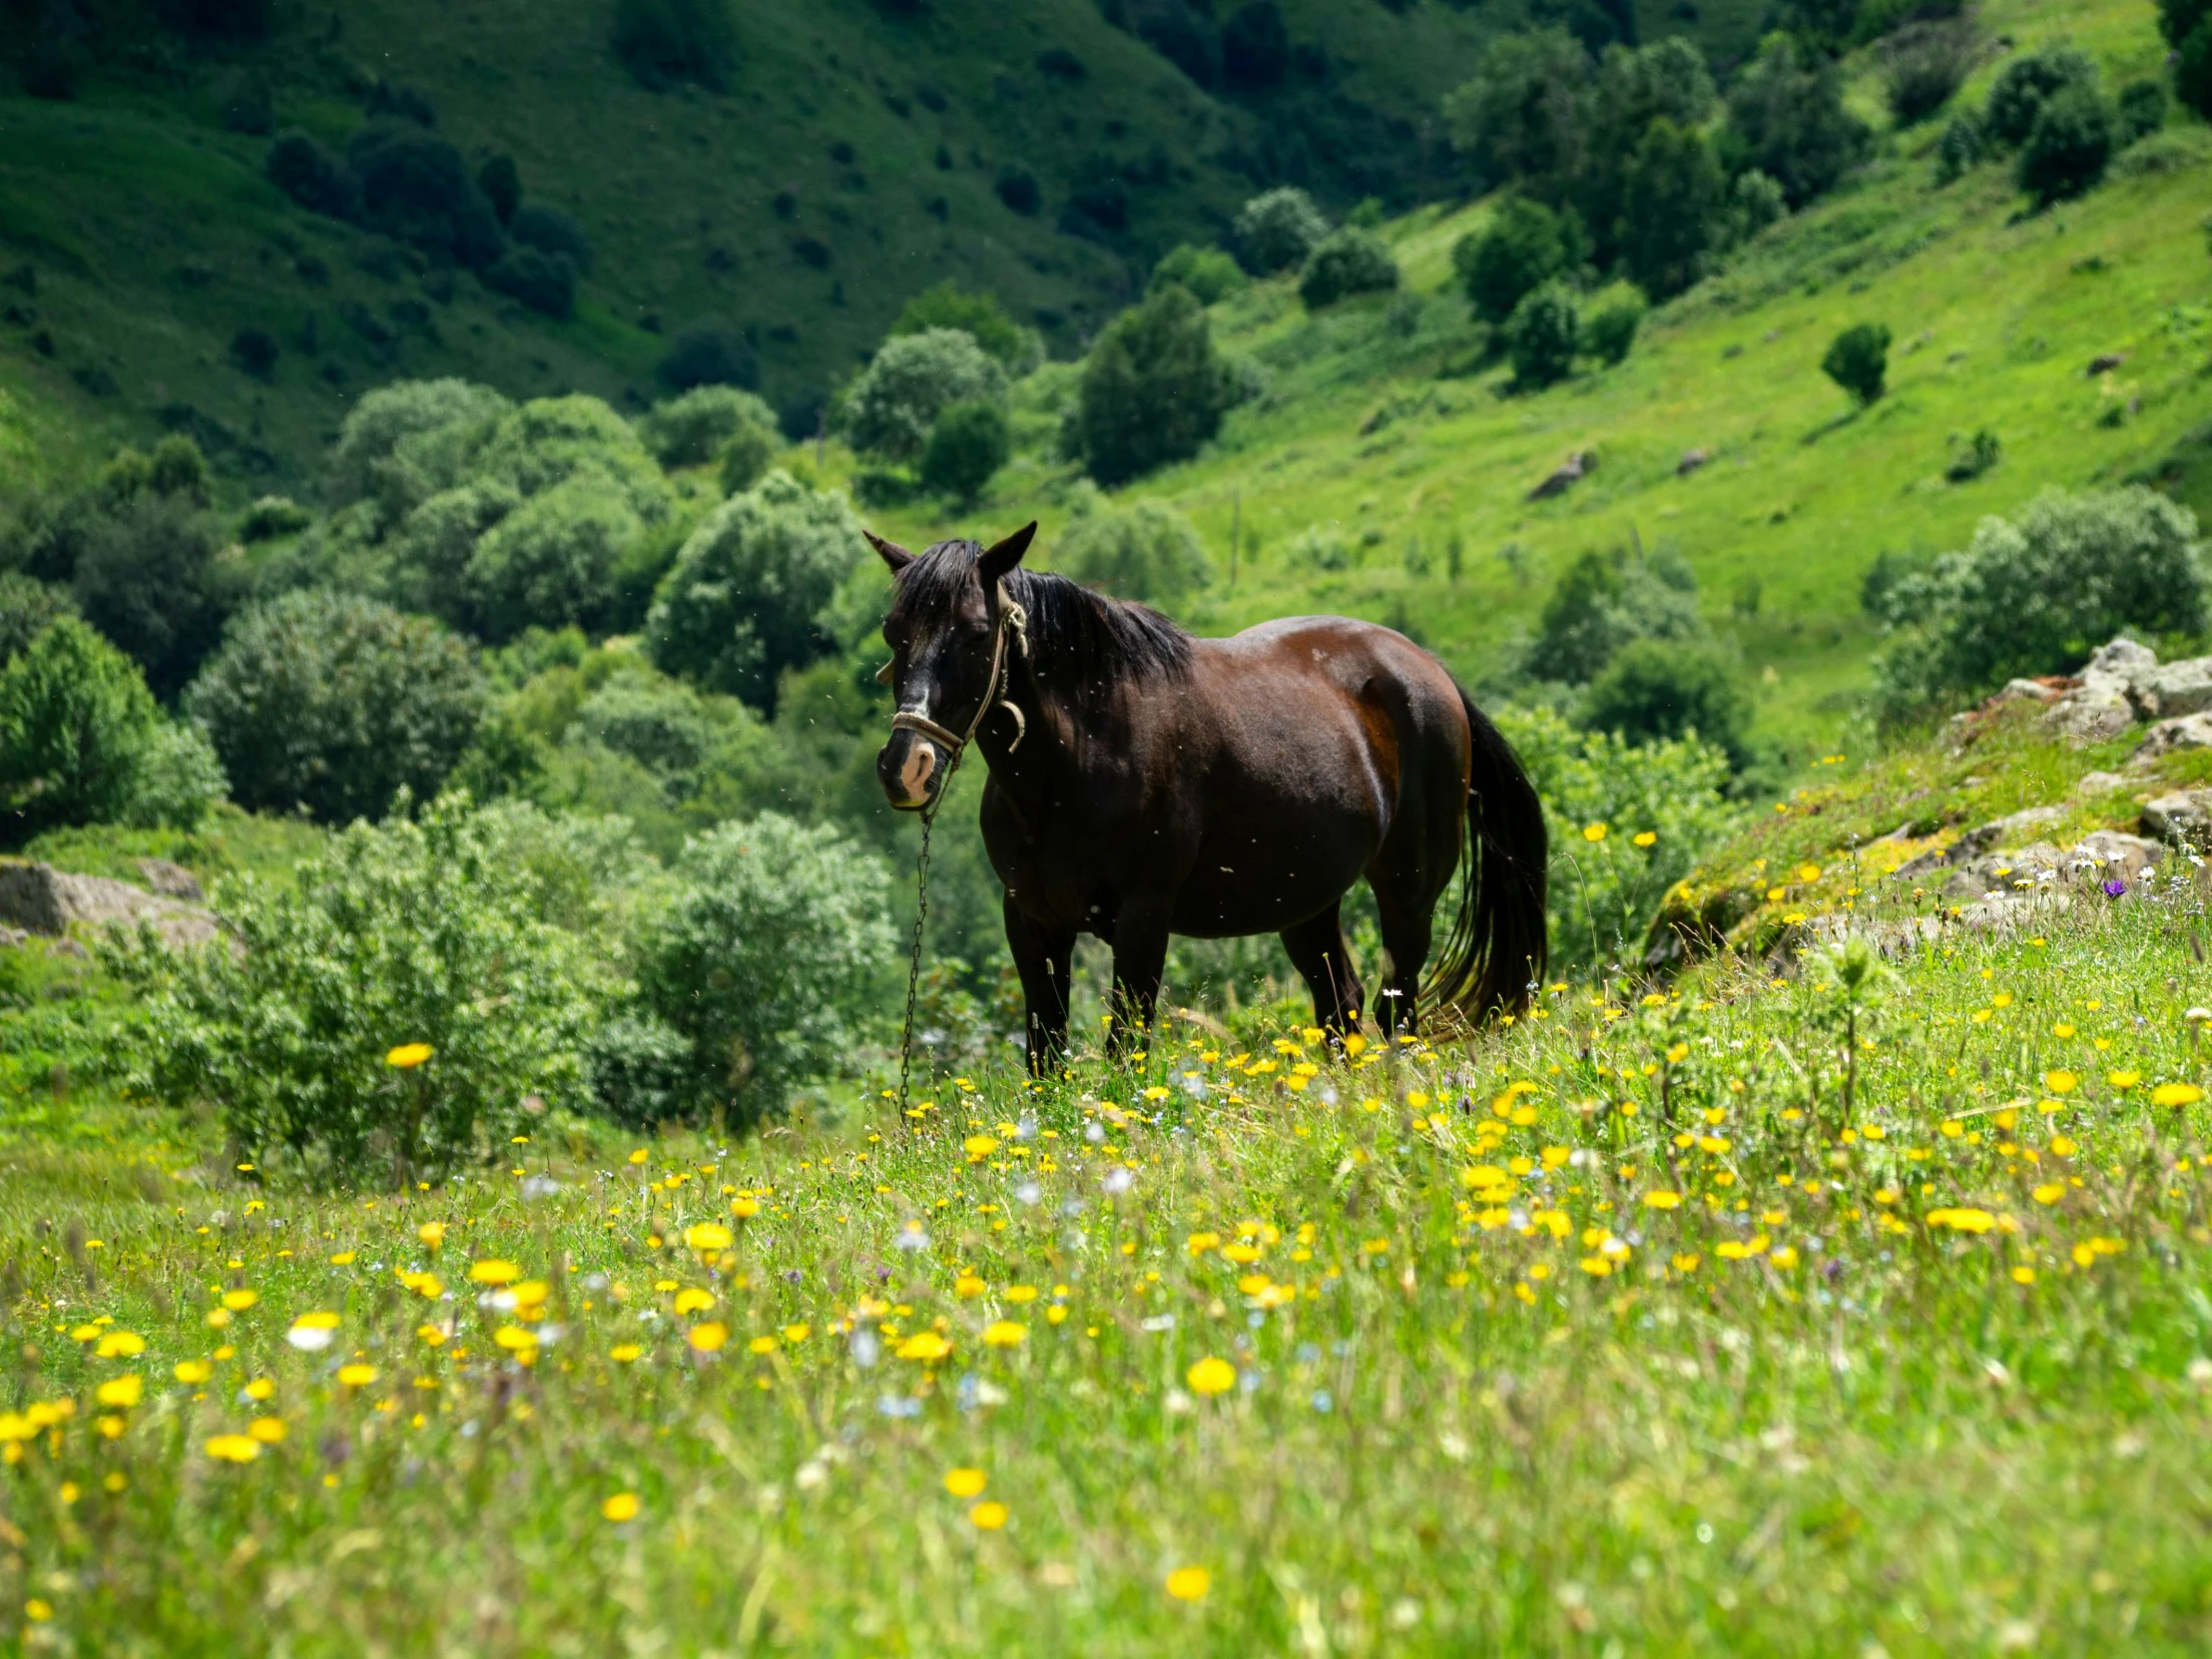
left=885, top=581, right=1031, bottom=786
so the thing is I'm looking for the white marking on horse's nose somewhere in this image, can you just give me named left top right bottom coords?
left=898, top=740, right=938, bottom=804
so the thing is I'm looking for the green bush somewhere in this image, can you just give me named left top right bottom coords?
left=613, top=0, right=738, bottom=91
left=886, top=282, right=1038, bottom=370
left=238, top=496, right=313, bottom=542
left=1504, top=281, right=1580, bottom=392
left=656, top=320, right=759, bottom=393
left=0, top=572, right=74, bottom=665
left=1983, top=43, right=2098, bottom=146
left=1618, top=118, right=1722, bottom=300
left=1442, top=29, right=1592, bottom=207
left=632, top=814, right=892, bottom=1129
left=115, top=795, right=610, bottom=1186
left=2114, top=79, right=2168, bottom=145
left=1525, top=545, right=1706, bottom=685
left=1578, top=638, right=1751, bottom=771
left=919, top=400, right=1011, bottom=505
left=1233, top=187, right=1329, bottom=276
left=1298, top=229, right=1399, bottom=309
left=1451, top=198, right=1576, bottom=324
left=646, top=469, right=862, bottom=710
left=480, top=246, right=575, bottom=318
left=2017, top=86, right=2112, bottom=206
left=1885, top=23, right=1974, bottom=126
left=327, top=378, right=512, bottom=509
left=1873, top=487, right=2206, bottom=722
left=839, top=327, right=1007, bottom=463
left=1073, top=285, right=1231, bottom=487
left=1822, top=322, right=1891, bottom=406
left=69, top=491, right=240, bottom=700
left=464, top=474, right=643, bottom=641
left=1493, top=704, right=1734, bottom=975
left=1731, top=169, right=1788, bottom=239
left=637, top=385, right=779, bottom=469
left=1582, top=293, right=1646, bottom=366
left=186, top=590, right=488, bottom=825
left=0, top=618, right=213, bottom=841
left=1934, top=112, right=1984, bottom=183
left=345, top=121, right=505, bottom=269
left=509, top=204, right=592, bottom=273
left=1149, top=244, right=1247, bottom=305
left=2178, top=14, right=2212, bottom=121
left=719, top=422, right=780, bottom=496
left=1723, top=35, right=1870, bottom=207
left=1053, top=497, right=1211, bottom=608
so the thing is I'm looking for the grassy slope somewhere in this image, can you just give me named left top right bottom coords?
left=0, top=0, right=1503, bottom=494
left=865, top=0, right=2212, bottom=751
left=5, top=865, right=2212, bottom=1650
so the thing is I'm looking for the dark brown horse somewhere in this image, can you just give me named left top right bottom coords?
left=868, top=521, right=1548, bottom=1070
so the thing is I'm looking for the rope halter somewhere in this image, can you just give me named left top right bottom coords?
left=884, top=581, right=1030, bottom=801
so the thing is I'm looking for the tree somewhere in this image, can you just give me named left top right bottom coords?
left=1525, top=545, right=1705, bottom=684
left=2115, top=79, right=2168, bottom=145
left=1442, top=29, right=1592, bottom=204
left=1580, top=38, right=1716, bottom=262
left=1731, top=169, right=1789, bottom=239
left=1579, top=638, right=1751, bottom=770
left=1723, top=35, right=1870, bottom=207
left=345, top=121, right=505, bottom=269
left=2172, top=0, right=2212, bottom=120
left=636, top=385, right=780, bottom=469
left=1150, top=244, right=1248, bottom=305
left=632, top=814, right=892, bottom=1129
left=1054, top=498, right=1211, bottom=607
left=919, top=400, right=1011, bottom=505
left=1452, top=197, right=1578, bottom=323
left=267, top=130, right=356, bottom=218
left=656, top=319, right=759, bottom=392
left=886, top=281, right=1035, bottom=369
left=481, top=246, right=575, bottom=318
left=1232, top=187, right=1330, bottom=276
left=1073, top=284, right=1231, bottom=486
left=1298, top=229, right=1399, bottom=309
left=465, top=474, right=645, bottom=641
left=186, top=590, right=488, bottom=825
left=0, top=573, right=73, bottom=665
left=70, top=491, right=240, bottom=700
left=1983, top=43, right=2098, bottom=146
left=477, top=153, right=521, bottom=225
left=510, top=204, right=592, bottom=272
left=1583, top=293, right=1646, bottom=365
left=1618, top=119, right=1722, bottom=300
left=1822, top=322, right=1891, bottom=406
left=2018, top=86, right=2112, bottom=207
left=1505, top=282, right=1580, bottom=392
left=1885, top=23, right=1974, bottom=127
left=328, top=378, right=512, bottom=509
left=839, top=328, right=1007, bottom=463
left=0, top=618, right=163, bottom=840
left=646, top=469, right=862, bottom=710
left=613, top=0, right=739, bottom=91
left=719, top=424, right=779, bottom=496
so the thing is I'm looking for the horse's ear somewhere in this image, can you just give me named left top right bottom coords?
left=977, top=521, right=1037, bottom=583
left=864, top=530, right=915, bottom=574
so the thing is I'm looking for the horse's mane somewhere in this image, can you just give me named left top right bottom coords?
left=896, top=539, right=1193, bottom=706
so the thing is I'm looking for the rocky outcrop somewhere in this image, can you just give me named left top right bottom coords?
left=0, top=860, right=218, bottom=949
left=2132, top=713, right=2212, bottom=765
left=1528, top=451, right=1595, bottom=501
left=2142, top=790, right=2212, bottom=845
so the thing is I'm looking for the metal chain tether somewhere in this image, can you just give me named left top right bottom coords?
left=895, top=760, right=957, bottom=1125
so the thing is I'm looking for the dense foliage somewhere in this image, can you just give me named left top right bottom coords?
left=1071, top=285, right=1231, bottom=486
left=1052, top=497, right=1211, bottom=608
left=839, top=329, right=1008, bottom=465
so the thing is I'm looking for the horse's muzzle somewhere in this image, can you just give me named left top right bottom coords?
left=877, top=729, right=943, bottom=812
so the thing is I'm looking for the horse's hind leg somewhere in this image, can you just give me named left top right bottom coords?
left=1005, top=897, right=1076, bottom=1077
left=1280, top=902, right=1366, bottom=1040
left=1369, top=878, right=1432, bottom=1038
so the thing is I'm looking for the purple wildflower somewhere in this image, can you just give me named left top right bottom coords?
left=2102, top=877, right=2127, bottom=898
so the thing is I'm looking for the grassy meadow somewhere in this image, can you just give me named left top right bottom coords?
left=7, top=824, right=2212, bottom=1652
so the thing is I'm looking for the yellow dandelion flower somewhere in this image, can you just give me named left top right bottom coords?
left=468, top=1259, right=521, bottom=1286
left=1927, top=1208, right=1996, bottom=1233
left=2011, top=1266, right=2037, bottom=1285
left=205, top=1433, right=260, bottom=1463
left=968, top=1500, right=1009, bottom=1530
left=730, top=1197, right=761, bottom=1218
left=983, top=1321, right=1028, bottom=1348
left=610, top=1344, right=642, bottom=1364
left=673, top=1288, right=716, bottom=1315
left=1166, top=1566, right=1212, bottom=1602
left=220, top=1289, right=259, bottom=1313
left=95, top=1331, right=145, bottom=1359
left=2107, top=1070, right=2141, bottom=1090
left=2151, top=1082, right=2204, bottom=1108
left=896, top=1331, right=952, bottom=1362
left=682, top=1222, right=732, bottom=1253
left=492, top=1326, right=538, bottom=1352
left=627, top=1149, right=649, bottom=1165
left=747, top=1335, right=778, bottom=1356
left=174, top=1360, right=211, bottom=1384
left=2042, top=1069, right=2078, bottom=1095
left=602, top=1491, right=640, bottom=1522
left=1004, top=1285, right=1039, bottom=1304
left=95, top=1376, right=142, bottom=1408
left=2032, top=1183, right=2064, bottom=1205
left=1797, top=863, right=1821, bottom=882
left=417, top=1222, right=445, bottom=1250
left=385, top=1043, right=433, bottom=1069
left=1186, top=1357, right=1237, bottom=1395
left=336, top=1364, right=376, bottom=1388
left=944, top=1467, right=987, bottom=1497
left=1642, top=1191, right=1682, bottom=1210
left=1582, top=823, right=1608, bottom=842
left=954, top=1274, right=987, bottom=1298
left=688, top=1323, right=730, bottom=1354
left=248, top=1416, right=286, bottom=1443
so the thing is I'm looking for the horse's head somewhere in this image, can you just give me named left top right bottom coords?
left=869, top=521, right=1036, bottom=812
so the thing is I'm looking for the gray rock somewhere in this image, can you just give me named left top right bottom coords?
left=1951, top=807, right=2066, bottom=861
left=2074, top=770, right=2128, bottom=797
left=2041, top=685, right=2133, bottom=745
left=1943, top=840, right=2068, bottom=899
left=0, top=860, right=218, bottom=949
left=135, top=857, right=204, bottom=900
left=1957, top=891, right=2073, bottom=932
left=2085, top=636, right=2158, bottom=680
left=2070, top=829, right=2163, bottom=882
left=1677, top=447, right=1710, bottom=476
left=2132, top=713, right=2212, bottom=765
left=1528, top=450, right=1595, bottom=501
left=2142, top=790, right=2212, bottom=844
left=2135, top=656, right=2212, bottom=720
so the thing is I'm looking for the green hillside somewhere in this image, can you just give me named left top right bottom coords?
left=0, top=0, right=1522, bottom=491
left=856, top=0, right=2212, bottom=751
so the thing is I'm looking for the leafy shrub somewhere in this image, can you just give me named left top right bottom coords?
left=1054, top=497, right=1211, bottom=607
left=345, top=122, right=505, bottom=268
left=477, top=154, right=521, bottom=225
left=466, top=395, right=669, bottom=516
left=229, top=325, right=277, bottom=379
left=1983, top=43, right=2097, bottom=146
left=1884, top=23, right=1974, bottom=126
left=657, top=319, right=759, bottom=392
left=1233, top=187, right=1329, bottom=276
left=919, top=400, right=1011, bottom=505
left=887, top=282, right=1037, bottom=369
left=1934, top=112, right=1984, bottom=183
left=613, top=0, right=738, bottom=91
left=71, top=492, right=239, bottom=700
left=1505, top=281, right=1580, bottom=391
left=1822, top=322, right=1891, bottom=406
left=2017, top=86, right=2112, bottom=206
left=1583, top=293, right=1646, bottom=365
left=1442, top=29, right=1592, bottom=206
left=1525, top=545, right=1705, bottom=685
left=1873, top=487, right=2207, bottom=722
left=1731, top=169, right=1789, bottom=239
left=840, top=328, right=1006, bottom=463
left=1494, top=704, right=1734, bottom=974
left=509, top=203, right=592, bottom=272
left=1298, top=229, right=1399, bottom=309
left=1945, top=428, right=2002, bottom=482
left=0, top=573, right=74, bottom=665
left=466, top=474, right=643, bottom=641
left=1452, top=198, right=1578, bottom=324
left=186, top=590, right=488, bottom=825
left=637, top=386, right=777, bottom=470
left=647, top=469, right=861, bottom=710
left=2170, top=0, right=2212, bottom=119
left=117, top=796, right=608, bottom=1186
left=1723, top=35, right=1870, bottom=207
left=1221, top=0, right=1288, bottom=87
left=327, top=378, right=511, bottom=508
left=0, top=618, right=179, bottom=840
left=632, top=814, right=892, bottom=1128
left=267, top=130, right=355, bottom=218
left=1074, top=285, right=1231, bottom=487
left=719, top=423, right=780, bottom=496
left=1619, top=119, right=1722, bottom=300
left=2114, top=79, right=2167, bottom=145
left=129, top=721, right=228, bottom=832
left=238, top=496, right=312, bottom=542
left=480, top=247, right=575, bottom=318
left=994, top=165, right=1042, bottom=216
left=1579, top=639, right=1751, bottom=770
left=1150, top=244, right=1248, bottom=305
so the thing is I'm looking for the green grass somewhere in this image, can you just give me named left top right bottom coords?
left=6, top=861, right=2212, bottom=1650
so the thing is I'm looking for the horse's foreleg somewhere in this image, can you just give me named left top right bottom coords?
left=1280, top=903, right=1365, bottom=1041
left=1372, top=888, right=1433, bottom=1038
left=1106, top=898, right=1173, bottom=1056
left=1005, top=898, right=1075, bottom=1077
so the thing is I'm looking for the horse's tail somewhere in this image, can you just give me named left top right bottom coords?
left=1423, top=689, right=1549, bottom=1023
